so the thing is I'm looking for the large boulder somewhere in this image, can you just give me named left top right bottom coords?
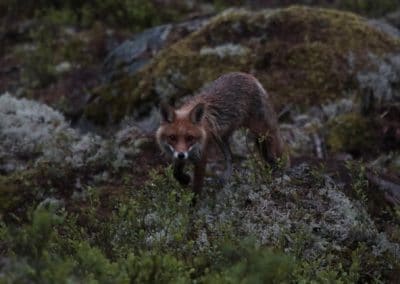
left=84, top=6, right=400, bottom=125
left=386, top=9, right=400, bottom=29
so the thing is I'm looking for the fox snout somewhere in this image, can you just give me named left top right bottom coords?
left=162, top=142, right=201, bottom=161
left=174, top=151, right=188, bottom=160
left=159, top=140, right=190, bottom=160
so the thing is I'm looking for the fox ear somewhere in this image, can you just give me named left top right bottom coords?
left=190, top=103, right=205, bottom=124
left=160, top=102, right=175, bottom=123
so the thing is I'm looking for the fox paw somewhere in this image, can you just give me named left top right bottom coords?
left=175, top=173, right=191, bottom=186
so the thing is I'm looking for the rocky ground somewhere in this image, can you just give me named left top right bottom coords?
left=1, top=1, right=400, bottom=283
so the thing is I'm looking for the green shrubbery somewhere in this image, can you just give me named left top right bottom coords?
left=1, top=158, right=399, bottom=282
left=0, top=167, right=292, bottom=283
left=0, top=207, right=295, bottom=283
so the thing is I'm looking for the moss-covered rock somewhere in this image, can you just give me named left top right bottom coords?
left=326, top=113, right=380, bottom=156
left=85, top=6, right=400, bottom=124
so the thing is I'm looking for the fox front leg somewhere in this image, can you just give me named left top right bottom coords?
left=193, top=154, right=207, bottom=195
left=173, top=161, right=191, bottom=185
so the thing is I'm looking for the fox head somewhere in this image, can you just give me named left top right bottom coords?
left=156, top=102, right=207, bottom=161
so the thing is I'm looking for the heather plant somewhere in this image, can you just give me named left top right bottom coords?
left=108, top=167, right=194, bottom=256
left=346, top=161, right=369, bottom=205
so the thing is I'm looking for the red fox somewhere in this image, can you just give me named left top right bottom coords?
left=156, top=72, right=287, bottom=194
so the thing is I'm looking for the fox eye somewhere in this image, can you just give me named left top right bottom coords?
left=186, top=135, right=194, bottom=143
left=168, top=135, right=177, bottom=142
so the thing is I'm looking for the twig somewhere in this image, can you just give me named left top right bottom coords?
left=312, top=132, right=324, bottom=159
left=365, top=169, right=400, bottom=206
left=278, top=103, right=292, bottom=119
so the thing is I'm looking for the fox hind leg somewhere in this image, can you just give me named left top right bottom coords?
left=250, top=121, right=285, bottom=167
left=193, top=154, right=207, bottom=195
left=255, top=134, right=277, bottom=166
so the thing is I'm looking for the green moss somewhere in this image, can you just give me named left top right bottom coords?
left=0, top=171, right=44, bottom=216
left=0, top=164, right=78, bottom=218
left=1, top=168, right=50, bottom=213
left=0, top=175, right=26, bottom=214
left=259, top=41, right=348, bottom=107
left=326, top=113, right=379, bottom=156
left=84, top=77, right=140, bottom=124
left=85, top=6, right=400, bottom=125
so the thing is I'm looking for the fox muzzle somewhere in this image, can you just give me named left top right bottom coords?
left=174, top=151, right=189, bottom=160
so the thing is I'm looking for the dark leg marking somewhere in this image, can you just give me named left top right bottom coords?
left=173, top=161, right=191, bottom=185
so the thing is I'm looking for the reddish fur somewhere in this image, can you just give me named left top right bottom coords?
left=156, top=72, right=288, bottom=195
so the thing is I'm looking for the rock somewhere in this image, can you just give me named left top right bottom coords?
left=102, top=17, right=209, bottom=82
left=356, top=53, right=400, bottom=106
left=54, top=61, right=73, bottom=74
left=84, top=6, right=400, bottom=126
left=0, top=93, right=147, bottom=174
left=385, top=9, right=400, bottom=29
left=0, top=92, right=74, bottom=173
left=368, top=19, right=400, bottom=38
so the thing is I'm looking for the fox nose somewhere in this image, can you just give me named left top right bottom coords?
left=177, top=152, right=185, bottom=160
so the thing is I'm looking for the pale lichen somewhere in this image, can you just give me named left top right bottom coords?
left=199, top=43, right=249, bottom=58
left=0, top=93, right=145, bottom=175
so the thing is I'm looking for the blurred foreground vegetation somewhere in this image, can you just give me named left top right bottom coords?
left=1, top=161, right=398, bottom=283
